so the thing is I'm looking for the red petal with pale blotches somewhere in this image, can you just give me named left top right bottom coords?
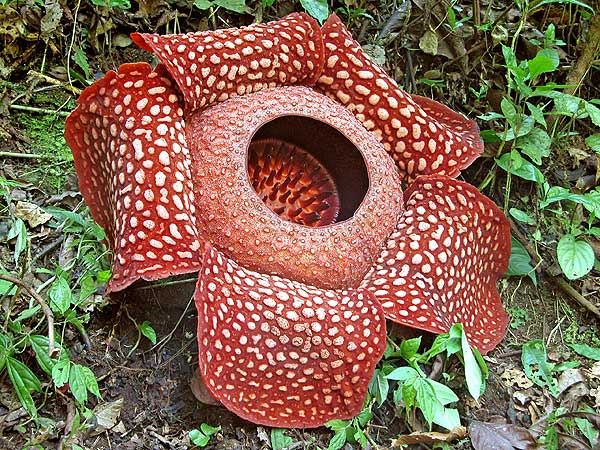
left=317, top=14, right=483, bottom=182
left=195, top=245, right=386, bottom=428
left=360, top=175, right=510, bottom=354
left=132, top=13, right=324, bottom=113
left=64, top=63, right=202, bottom=292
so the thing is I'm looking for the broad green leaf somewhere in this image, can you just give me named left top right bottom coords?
left=431, top=404, right=461, bottom=430
left=29, top=335, right=68, bottom=375
left=0, top=271, right=17, bottom=295
left=386, top=366, right=418, bottom=381
left=271, top=429, right=293, bottom=450
left=48, top=277, right=73, bottom=315
left=214, top=0, right=246, bottom=13
left=501, top=44, right=517, bottom=69
left=461, top=331, right=483, bottom=399
left=300, top=0, right=329, bottom=24
left=325, top=419, right=348, bottom=432
left=327, top=430, right=347, bottom=450
left=73, top=47, right=90, bottom=76
left=414, top=377, right=437, bottom=428
left=585, top=102, right=600, bottom=127
left=189, top=429, right=210, bottom=446
left=526, top=102, right=546, bottom=128
left=500, top=97, right=518, bottom=128
left=369, top=369, right=389, bottom=407
left=509, top=208, right=535, bottom=225
left=7, top=218, right=27, bottom=264
left=515, top=127, right=551, bottom=164
left=69, top=363, right=88, bottom=403
left=496, top=152, right=544, bottom=182
left=355, top=407, right=372, bottom=428
left=52, top=357, right=70, bottom=388
left=557, top=234, right=594, bottom=280
left=427, top=379, right=459, bottom=405
left=193, top=0, right=212, bottom=10
left=528, top=49, right=559, bottom=80
left=0, top=333, right=12, bottom=371
left=6, top=356, right=41, bottom=417
left=570, top=343, right=600, bottom=361
left=586, top=134, right=600, bottom=153
left=400, top=337, right=421, bottom=361
left=80, top=365, right=101, bottom=399
left=139, top=321, right=157, bottom=345
left=506, top=237, right=536, bottom=284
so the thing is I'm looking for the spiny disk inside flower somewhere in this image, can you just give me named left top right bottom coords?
left=248, top=138, right=340, bottom=226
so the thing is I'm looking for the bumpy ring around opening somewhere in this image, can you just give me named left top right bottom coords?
left=188, top=86, right=404, bottom=289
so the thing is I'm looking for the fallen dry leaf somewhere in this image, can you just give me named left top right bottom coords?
left=14, top=201, right=52, bottom=228
left=392, top=426, right=467, bottom=446
left=469, top=420, right=538, bottom=450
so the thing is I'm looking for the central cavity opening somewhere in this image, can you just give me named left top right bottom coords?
left=248, top=116, right=369, bottom=227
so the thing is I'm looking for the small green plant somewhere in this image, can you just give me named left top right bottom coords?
left=325, top=406, right=372, bottom=450
left=189, top=423, right=221, bottom=447
left=521, top=339, right=578, bottom=397
left=481, top=20, right=600, bottom=282
left=270, top=428, right=294, bottom=450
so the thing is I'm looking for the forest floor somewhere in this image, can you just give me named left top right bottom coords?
left=1, top=0, right=599, bottom=449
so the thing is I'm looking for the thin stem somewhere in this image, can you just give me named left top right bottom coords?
left=0, top=273, right=57, bottom=357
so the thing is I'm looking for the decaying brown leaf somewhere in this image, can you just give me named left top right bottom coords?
left=392, top=426, right=467, bottom=446
left=470, top=420, right=538, bottom=450
left=14, top=201, right=52, bottom=228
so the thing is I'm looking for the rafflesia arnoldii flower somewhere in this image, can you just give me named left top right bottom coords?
left=64, top=13, right=511, bottom=428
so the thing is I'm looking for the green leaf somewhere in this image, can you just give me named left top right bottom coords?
left=48, top=277, right=73, bottom=315
left=500, top=97, right=518, bottom=128
left=509, top=208, right=536, bottom=225
left=271, top=429, right=293, bottom=450
left=431, top=403, right=461, bottom=430
left=325, top=419, right=349, bottom=432
left=69, top=363, right=88, bottom=404
left=427, top=379, right=459, bottom=405
left=386, top=366, right=418, bottom=381
left=139, top=321, right=157, bottom=345
left=414, top=377, right=438, bottom=428
left=461, top=331, right=483, bottom=399
left=52, top=358, right=70, bottom=388
left=400, top=337, right=421, bottom=361
left=369, top=369, right=389, bottom=407
left=355, top=407, right=372, bottom=427
left=327, top=430, right=347, bottom=450
left=585, top=102, right=600, bottom=127
left=299, top=0, right=329, bottom=24
left=7, top=218, right=27, bottom=264
left=515, top=127, right=551, bottom=165
left=586, top=134, right=600, bottom=153
left=80, top=365, right=101, bottom=399
left=0, top=271, right=17, bottom=295
left=213, top=0, right=246, bottom=13
left=506, top=237, right=536, bottom=283
left=189, top=428, right=211, bottom=446
left=0, top=333, right=12, bottom=371
left=528, top=49, right=559, bottom=80
left=29, top=335, right=67, bottom=375
left=496, top=152, right=544, bottom=183
left=570, top=343, right=600, bottom=361
left=526, top=102, right=547, bottom=128
left=501, top=44, right=517, bottom=69
left=6, top=356, right=41, bottom=417
left=557, top=234, right=594, bottom=280
left=73, top=47, right=90, bottom=77
left=193, top=0, right=212, bottom=9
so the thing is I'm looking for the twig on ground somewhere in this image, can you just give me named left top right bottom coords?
left=0, top=151, right=45, bottom=159
left=9, top=104, right=70, bottom=117
left=27, top=70, right=82, bottom=96
left=0, top=273, right=57, bottom=357
left=552, top=277, right=600, bottom=320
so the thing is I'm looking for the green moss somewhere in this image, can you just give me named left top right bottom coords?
left=15, top=112, right=73, bottom=193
